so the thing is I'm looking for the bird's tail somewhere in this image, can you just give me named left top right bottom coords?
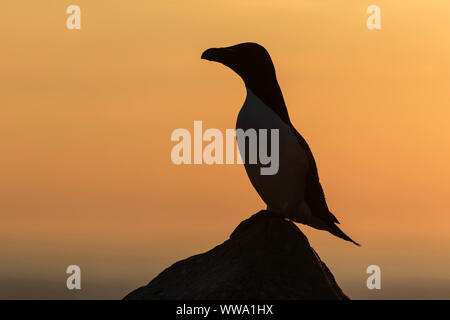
left=327, top=223, right=360, bottom=246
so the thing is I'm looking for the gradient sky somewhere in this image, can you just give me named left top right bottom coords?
left=1, top=0, right=450, bottom=299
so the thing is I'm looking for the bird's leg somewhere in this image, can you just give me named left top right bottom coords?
left=279, top=199, right=306, bottom=223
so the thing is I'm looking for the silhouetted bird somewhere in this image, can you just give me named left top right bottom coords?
left=202, top=42, right=359, bottom=245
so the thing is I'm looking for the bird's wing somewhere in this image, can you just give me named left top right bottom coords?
left=304, top=176, right=340, bottom=224
left=289, top=124, right=340, bottom=225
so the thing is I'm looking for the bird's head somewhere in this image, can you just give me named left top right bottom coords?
left=201, top=42, right=277, bottom=88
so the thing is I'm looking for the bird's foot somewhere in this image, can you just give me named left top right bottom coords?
left=264, top=209, right=286, bottom=220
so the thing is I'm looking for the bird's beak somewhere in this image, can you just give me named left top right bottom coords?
left=201, top=48, right=222, bottom=62
left=201, top=47, right=234, bottom=63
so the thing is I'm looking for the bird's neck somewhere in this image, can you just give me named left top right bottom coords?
left=245, top=79, right=291, bottom=125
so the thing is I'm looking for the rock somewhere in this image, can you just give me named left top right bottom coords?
left=124, top=211, right=348, bottom=300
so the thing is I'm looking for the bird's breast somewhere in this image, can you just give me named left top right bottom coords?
left=235, top=89, right=309, bottom=213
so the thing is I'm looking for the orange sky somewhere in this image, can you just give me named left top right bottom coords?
left=1, top=1, right=450, bottom=299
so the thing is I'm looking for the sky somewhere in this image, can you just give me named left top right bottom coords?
left=1, top=0, right=450, bottom=299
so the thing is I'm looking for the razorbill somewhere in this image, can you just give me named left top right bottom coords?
left=201, top=42, right=359, bottom=246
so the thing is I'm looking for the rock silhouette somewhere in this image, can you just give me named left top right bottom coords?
left=124, top=211, right=348, bottom=300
